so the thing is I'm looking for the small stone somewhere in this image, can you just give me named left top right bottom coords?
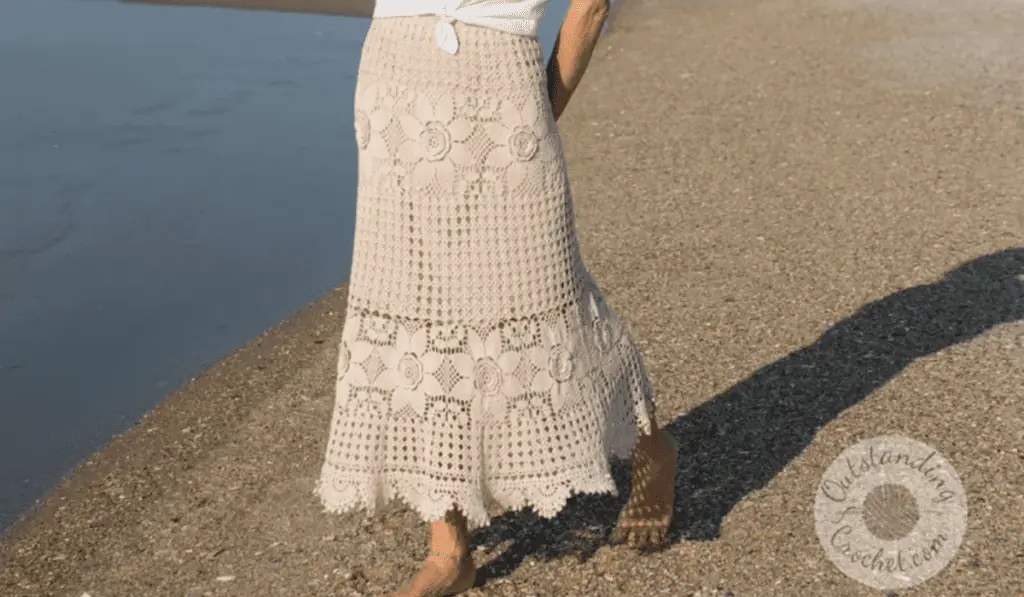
left=215, top=575, right=235, bottom=582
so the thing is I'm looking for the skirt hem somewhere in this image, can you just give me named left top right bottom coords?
left=314, top=425, right=644, bottom=529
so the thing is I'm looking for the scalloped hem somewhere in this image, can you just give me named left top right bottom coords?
left=314, top=429, right=641, bottom=530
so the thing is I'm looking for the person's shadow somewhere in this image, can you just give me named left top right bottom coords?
left=470, top=247, right=1024, bottom=581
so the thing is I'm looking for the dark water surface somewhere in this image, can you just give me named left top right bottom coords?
left=0, top=0, right=569, bottom=531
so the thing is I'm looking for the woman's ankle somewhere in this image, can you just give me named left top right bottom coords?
left=636, top=426, right=668, bottom=452
left=429, top=511, right=470, bottom=556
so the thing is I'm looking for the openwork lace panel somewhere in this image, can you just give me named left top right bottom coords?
left=316, top=16, right=656, bottom=529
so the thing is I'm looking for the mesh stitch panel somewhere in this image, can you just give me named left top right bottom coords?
left=316, top=16, right=656, bottom=529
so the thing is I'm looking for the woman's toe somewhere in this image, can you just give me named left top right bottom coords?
left=626, top=528, right=640, bottom=549
left=609, top=525, right=627, bottom=544
left=648, top=528, right=668, bottom=550
left=633, top=528, right=651, bottom=550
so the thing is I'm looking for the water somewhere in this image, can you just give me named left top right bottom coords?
left=0, top=0, right=569, bottom=531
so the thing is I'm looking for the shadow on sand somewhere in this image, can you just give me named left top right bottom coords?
left=471, top=247, right=1024, bottom=581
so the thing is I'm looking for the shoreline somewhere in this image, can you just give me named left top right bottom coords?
left=0, top=0, right=638, bottom=541
left=3, top=0, right=1022, bottom=594
left=0, top=283, right=350, bottom=544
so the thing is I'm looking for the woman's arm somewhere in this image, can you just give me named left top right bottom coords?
left=545, top=0, right=611, bottom=122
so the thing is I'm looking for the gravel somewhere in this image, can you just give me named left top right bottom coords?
left=2, top=0, right=1022, bottom=595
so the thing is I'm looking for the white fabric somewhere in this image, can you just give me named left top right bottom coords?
left=373, top=0, right=548, bottom=53
left=315, top=16, right=656, bottom=530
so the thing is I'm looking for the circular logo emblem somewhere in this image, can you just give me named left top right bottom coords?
left=814, top=435, right=968, bottom=590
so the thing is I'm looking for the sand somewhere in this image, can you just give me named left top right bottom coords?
left=2, top=0, right=1022, bottom=595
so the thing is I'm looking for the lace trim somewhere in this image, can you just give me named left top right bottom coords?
left=332, top=286, right=630, bottom=423
left=315, top=442, right=637, bottom=529
left=317, top=18, right=656, bottom=528
left=315, top=309, right=651, bottom=528
left=316, top=280, right=654, bottom=527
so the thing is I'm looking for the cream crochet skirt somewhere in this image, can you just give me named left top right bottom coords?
left=316, top=16, right=656, bottom=529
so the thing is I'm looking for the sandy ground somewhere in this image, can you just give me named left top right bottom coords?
left=2, top=0, right=1023, bottom=595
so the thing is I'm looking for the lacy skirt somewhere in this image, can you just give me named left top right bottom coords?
left=315, top=15, right=656, bottom=529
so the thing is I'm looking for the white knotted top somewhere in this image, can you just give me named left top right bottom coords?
left=373, top=0, right=548, bottom=54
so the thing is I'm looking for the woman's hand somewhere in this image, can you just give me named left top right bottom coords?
left=546, top=0, right=611, bottom=122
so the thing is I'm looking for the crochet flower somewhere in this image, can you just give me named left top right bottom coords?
left=353, top=85, right=395, bottom=160
left=354, top=110, right=371, bottom=149
left=336, top=319, right=376, bottom=406
left=588, top=294, right=619, bottom=353
left=484, top=97, right=548, bottom=191
left=398, top=94, right=475, bottom=188
left=530, top=323, right=578, bottom=414
left=337, top=326, right=374, bottom=379
left=378, top=325, right=445, bottom=418
left=449, top=328, right=522, bottom=419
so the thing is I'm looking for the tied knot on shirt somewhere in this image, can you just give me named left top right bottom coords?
left=434, top=11, right=461, bottom=55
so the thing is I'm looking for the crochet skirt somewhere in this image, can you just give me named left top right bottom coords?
left=315, top=15, right=656, bottom=529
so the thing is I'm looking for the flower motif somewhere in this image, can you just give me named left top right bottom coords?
left=378, top=325, right=445, bottom=417
left=484, top=97, right=548, bottom=192
left=338, top=342, right=350, bottom=375
left=588, top=294, right=619, bottom=353
left=353, top=85, right=395, bottom=160
left=509, top=127, right=538, bottom=161
left=354, top=110, right=371, bottom=149
left=336, top=321, right=375, bottom=408
left=397, top=354, right=424, bottom=387
left=398, top=94, right=475, bottom=189
left=594, top=319, right=615, bottom=353
left=338, top=322, right=374, bottom=380
left=422, top=122, right=451, bottom=161
left=549, top=345, right=574, bottom=382
left=530, top=323, right=579, bottom=414
left=449, top=327, right=522, bottom=419
left=474, top=358, right=503, bottom=395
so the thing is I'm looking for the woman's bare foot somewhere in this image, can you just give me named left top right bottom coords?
left=384, top=510, right=477, bottom=597
left=609, top=427, right=679, bottom=551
